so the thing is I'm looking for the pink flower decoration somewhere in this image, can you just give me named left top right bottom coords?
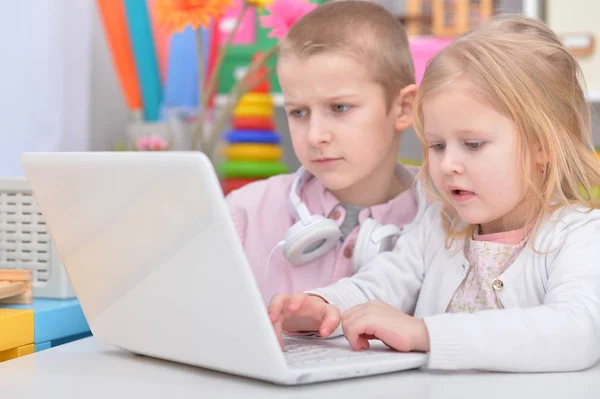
left=136, top=134, right=169, bottom=151
left=259, top=0, right=317, bottom=40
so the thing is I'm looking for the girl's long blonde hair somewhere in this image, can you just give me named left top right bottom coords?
left=413, top=15, right=600, bottom=246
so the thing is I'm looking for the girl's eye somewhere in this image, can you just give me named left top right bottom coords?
left=465, top=141, right=484, bottom=150
left=332, top=104, right=351, bottom=113
left=428, top=143, right=445, bottom=151
left=289, top=109, right=307, bottom=118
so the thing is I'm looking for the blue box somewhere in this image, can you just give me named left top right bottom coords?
left=3, top=298, right=89, bottom=343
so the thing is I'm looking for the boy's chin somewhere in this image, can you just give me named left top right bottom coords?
left=318, top=175, right=357, bottom=193
left=322, top=181, right=352, bottom=194
left=308, top=170, right=349, bottom=190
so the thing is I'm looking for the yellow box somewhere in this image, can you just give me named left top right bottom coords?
left=0, top=309, right=34, bottom=352
left=0, top=343, right=35, bottom=362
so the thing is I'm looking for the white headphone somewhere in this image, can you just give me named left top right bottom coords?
left=279, top=167, right=404, bottom=273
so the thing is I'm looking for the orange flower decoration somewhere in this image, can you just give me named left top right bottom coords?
left=154, top=0, right=233, bottom=32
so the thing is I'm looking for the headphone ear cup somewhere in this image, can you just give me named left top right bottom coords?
left=282, top=215, right=341, bottom=266
left=352, top=218, right=401, bottom=273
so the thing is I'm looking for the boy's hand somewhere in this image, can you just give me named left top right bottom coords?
left=268, top=293, right=341, bottom=349
left=341, top=301, right=430, bottom=353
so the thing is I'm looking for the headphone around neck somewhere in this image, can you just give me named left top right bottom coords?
left=280, top=167, right=404, bottom=273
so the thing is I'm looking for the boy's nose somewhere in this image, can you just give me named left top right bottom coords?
left=307, top=122, right=332, bottom=146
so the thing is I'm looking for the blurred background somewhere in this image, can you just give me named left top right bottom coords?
left=0, top=0, right=598, bottom=177
left=1, top=0, right=598, bottom=363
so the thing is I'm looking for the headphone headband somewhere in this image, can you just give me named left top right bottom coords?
left=289, top=167, right=313, bottom=225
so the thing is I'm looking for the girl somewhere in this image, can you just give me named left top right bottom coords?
left=267, top=14, right=600, bottom=372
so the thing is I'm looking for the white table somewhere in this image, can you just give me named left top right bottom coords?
left=1, top=337, right=599, bottom=398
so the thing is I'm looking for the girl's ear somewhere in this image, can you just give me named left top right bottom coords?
left=534, top=140, right=549, bottom=165
left=394, top=84, right=417, bottom=132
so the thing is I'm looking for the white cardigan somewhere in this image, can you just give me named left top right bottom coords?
left=311, top=203, right=600, bottom=372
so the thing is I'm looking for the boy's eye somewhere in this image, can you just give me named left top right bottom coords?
left=289, top=109, right=307, bottom=118
left=428, top=143, right=445, bottom=151
left=465, top=141, right=484, bottom=150
left=332, top=104, right=351, bottom=113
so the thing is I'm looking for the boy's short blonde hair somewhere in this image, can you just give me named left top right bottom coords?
left=278, top=0, right=415, bottom=108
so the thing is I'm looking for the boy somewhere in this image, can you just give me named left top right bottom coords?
left=226, top=0, right=426, bottom=304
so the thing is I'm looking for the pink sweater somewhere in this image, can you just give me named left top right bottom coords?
left=225, top=165, right=424, bottom=304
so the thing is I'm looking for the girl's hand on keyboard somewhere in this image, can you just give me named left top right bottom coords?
left=268, top=293, right=341, bottom=349
left=341, top=301, right=430, bottom=353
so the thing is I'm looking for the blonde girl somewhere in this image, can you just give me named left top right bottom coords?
left=266, top=15, right=600, bottom=372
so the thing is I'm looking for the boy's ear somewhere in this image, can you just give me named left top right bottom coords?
left=393, top=84, right=417, bottom=132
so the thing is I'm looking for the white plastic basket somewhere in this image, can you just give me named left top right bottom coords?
left=0, top=177, right=75, bottom=298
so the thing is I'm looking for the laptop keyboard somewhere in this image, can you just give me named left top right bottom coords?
left=283, top=340, right=402, bottom=367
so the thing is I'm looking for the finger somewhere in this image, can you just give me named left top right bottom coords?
left=268, top=294, right=288, bottom=322
left=342, top=319, right=364, bottom=351
left=357, top=335, right=370, bottom=350
left=319, top=306, right=340, bottom=337
left=288, top=293, right=308, bottom=312
left=273, top=316, right=285, bottom=350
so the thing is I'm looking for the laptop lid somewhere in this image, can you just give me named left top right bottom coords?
left=21, top=151, right=289, bottom=382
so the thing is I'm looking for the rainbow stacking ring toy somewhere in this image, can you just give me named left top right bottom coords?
left=225, top=131, right=281, bottom=144
left=225, top=144, right=283, bottom=161
left=232, top=116, right=275, bottom=131
left=218, top=160, right=289, bottom=178
left=233, top=104, right=274, bottom=118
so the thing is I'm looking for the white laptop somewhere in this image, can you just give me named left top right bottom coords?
left=20, top=151, right=428, bottom=385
